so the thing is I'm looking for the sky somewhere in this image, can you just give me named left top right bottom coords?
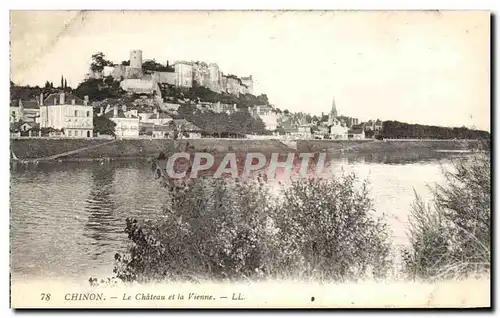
left=10, top=10, right=490, bottom=130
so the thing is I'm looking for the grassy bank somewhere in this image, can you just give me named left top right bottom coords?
left=10, top=138, right=293, bottom=160
left=11, top=138, right=481, bottom=161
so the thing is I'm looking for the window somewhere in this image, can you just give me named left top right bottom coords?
left=74, top=130, right=78, bottom=137
left=74, top=110, right=78, bottom=117
left=68, top=130, right=72, bottom=136
left=86, top=111, right=90, bottom=117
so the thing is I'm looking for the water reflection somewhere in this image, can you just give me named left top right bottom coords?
left=83, top=164, right=119, bottom=255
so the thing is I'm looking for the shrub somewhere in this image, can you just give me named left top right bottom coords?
left=271, top=175, right=392, bottom=281
left=113, top=173, right=392, bottom=283
left=403, top=149, right=491, bottom=279
left=114, top=177, right=277, bottom=283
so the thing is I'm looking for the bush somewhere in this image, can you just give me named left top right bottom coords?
left=271, top=176, right=392, bottom=281
left=114, top=178, right=277, bottom=283
left=113, top=173, right=392, bottom=283
left=403, top=149, right=491, bottom=279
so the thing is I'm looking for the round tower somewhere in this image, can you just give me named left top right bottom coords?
left=208, top=63, right=220, bottom=82
left=130, top=50, right=143, bottom=69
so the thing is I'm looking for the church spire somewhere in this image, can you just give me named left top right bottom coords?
left=328, top=97, right=337, bottom=125
left=331, top=97, right=338, bottom=118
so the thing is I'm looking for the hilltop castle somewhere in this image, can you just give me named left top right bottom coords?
left=90, top=50, right=254, bottom=97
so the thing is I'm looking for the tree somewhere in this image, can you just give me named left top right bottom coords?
left=90, top=52, right=113, bottom=73
left=44, top=81, right=51, bottom=89
left=210, top=112, right=230, bottom=137
left=60, top=75, right=64, bottom=89
left=93, top=115, right=116, bottom=136
left=64, top=79, right=68, bottom=90
left=227, top=110, right=266, bottom=136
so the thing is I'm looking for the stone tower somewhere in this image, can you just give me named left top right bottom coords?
left=130, top=50, right=143, bottom=68
left=128, top=49, right=144, bottom=79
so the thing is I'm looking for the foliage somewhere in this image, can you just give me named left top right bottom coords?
left=402, top=144, right=491, bottom=279
left=176, top=106, right=266, bottom=136
left=382, top=120, right=490, bottom=140
left=272, top=176, right=392, bottom=280
left=10, top=84, right=62, bottom=102
left=113, top=173, right=392, bottom=283
left=75, top=78, right=124, bottom=102
left=93, top=115, right=116, bottom=136
left=90, top=52, right=113, bottom=73
left=160, top=84, right=270, bottom=107
left=142, top=59, right=174, bottom=72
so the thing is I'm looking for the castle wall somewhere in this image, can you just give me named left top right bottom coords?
left=153, top=71, right=176, bottom=85
left=175, top=63, right=193, bottom=88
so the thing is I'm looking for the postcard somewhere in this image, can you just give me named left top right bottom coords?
left=9, top=10, right=491, bottom=309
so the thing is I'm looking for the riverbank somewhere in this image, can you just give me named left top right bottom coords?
left=10, top=138, right=481, bottom=161
left=297, top=139, right=480, bottom=153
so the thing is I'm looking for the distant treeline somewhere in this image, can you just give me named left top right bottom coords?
left=381, top=121, right=490, bottom=140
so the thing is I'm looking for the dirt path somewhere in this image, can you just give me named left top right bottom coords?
left=12, top=139, right=119, bottom=163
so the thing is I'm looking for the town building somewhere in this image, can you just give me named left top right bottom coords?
left=10, top=100, right=40, bottom=124
left=173, top=119, right=202, bottom=139
left=348, top=127, right=365, bottom=140
left=152, top=124, right=174, bottom=139
left=328, top=118, right=348, bottom=139
left=144, top=110, right=173, bottom=126
left=251, top=105, right=278, bottom=131
left=39, top=93, right=93, bottom=138
left=103, top=105, right=140, bottom=138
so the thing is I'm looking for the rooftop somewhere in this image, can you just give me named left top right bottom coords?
left=43, top=93, right=87, bottom=106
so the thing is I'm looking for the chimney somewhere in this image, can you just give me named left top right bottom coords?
left=59, top=93, right=65, bottom=105
left=84, top=95, right=89, bottom=106
left=39, top=93, right=43, bottom=106
left=113, top=105, right=118, bottom=117
left=71, top=99, right=75, bottom=105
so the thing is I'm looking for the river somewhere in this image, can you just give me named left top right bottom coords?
left=10, top=151, right=462, bottom=282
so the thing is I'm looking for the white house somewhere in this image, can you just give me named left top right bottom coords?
left=103, top=105, right=140, bottom=138
left=39, top=93, right=93, bottom=138
left=251, top=105, right=278, bottom=131
left=348, top=127, right=365, bottom=140
left=328, top=118, right=349, bottom=139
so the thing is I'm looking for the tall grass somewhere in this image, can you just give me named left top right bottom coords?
left=402, top=143, right=491, bottom=280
